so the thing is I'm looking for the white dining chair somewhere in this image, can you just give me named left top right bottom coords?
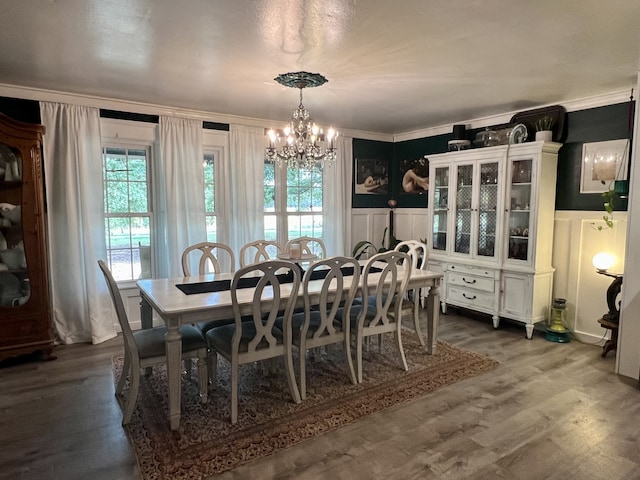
left=342, top=250, right=412, bottom=383
left=181, top=241, right=236, bottom=276
left=98, top=260, right=208, bottom=425
left=205, top=260, right=302, bottom=424
left=285, top=236, right=327, bottom=259
left=284, top=256, right=361, bottom=400
left=394, top=239, right=429, bottom=347
left=239, top=239, right=283, bottom=267
left=182, top=241, right=237, bottom=335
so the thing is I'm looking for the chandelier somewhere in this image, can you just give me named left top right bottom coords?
left=266, top=71, right=338, bottom=169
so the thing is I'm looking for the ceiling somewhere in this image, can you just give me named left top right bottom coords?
left=2, top=0, right=640, bottom=135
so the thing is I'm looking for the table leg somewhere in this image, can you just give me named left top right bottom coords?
left=140, top=296, right=153, bottom=330
left=425, top=280, right=441, bottom=355
left=165, top=320, right=183, bottom=430
left=412, top=289, right=426, bottom=347
left=140, top=297, right=153, bottom=376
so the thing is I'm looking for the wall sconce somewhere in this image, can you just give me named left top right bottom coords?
left=592, top=252, right=623, bottom=323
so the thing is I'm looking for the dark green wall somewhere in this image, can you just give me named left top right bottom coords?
left=555, top=102, right=633, bottom=211
left=352, top=102, right=634, bottom=212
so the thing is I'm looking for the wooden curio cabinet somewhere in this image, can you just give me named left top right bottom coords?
left=0, top=112, right=53, bottom=361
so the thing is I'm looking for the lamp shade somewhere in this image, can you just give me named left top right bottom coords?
left=592, top=252, right=615, bottom=272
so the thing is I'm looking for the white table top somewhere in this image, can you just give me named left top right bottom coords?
left=137, top=264, right=442, bottom=324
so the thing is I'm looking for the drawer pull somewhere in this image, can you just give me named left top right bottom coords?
left=462, top=293, right=477, bottom=300
left=462, top=277, right=476, bottom=284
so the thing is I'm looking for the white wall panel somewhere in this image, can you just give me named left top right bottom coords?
left=553, top=211, right=627, bottom=343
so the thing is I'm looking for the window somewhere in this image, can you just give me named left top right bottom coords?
left=103, top=146, right=152, bottom=281
left=264, top=162, right=323, bottom=249
left=264, top=162, right=277, bottom=241
left=203, top=152, right=217, bottom=242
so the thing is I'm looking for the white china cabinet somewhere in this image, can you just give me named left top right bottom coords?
left=427, top=142, right=561, bottom=338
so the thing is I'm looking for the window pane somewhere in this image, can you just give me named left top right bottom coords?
left=128, top=156, right=147, bottom=181
left=129, top=180, right=148, bottom=212
left=311, top=187, right=323, bottom=209
left=299, top=187, right=312, bottom=211
left=287, top=216, right=301, bottom=239
left=105, top=181, right=129, bottom=212
left=264, top=186, right=275, bottom=211
left=104, top=149, right=127, bottom=181
left=206, top=216, right=217, bottom=242
left=287, top=187, right=299, bottom=210
left=264, top=163, right=275, bottom=186
left=264, top=214, right=277, bottom=240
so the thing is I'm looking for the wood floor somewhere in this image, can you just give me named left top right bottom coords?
left=1, top=309, right=639, bottom=480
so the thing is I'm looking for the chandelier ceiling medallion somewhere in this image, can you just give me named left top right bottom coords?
left=266, top=71, right=338, bottom=169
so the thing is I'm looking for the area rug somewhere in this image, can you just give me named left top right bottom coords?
left=113, top=332, right=499, bottom=479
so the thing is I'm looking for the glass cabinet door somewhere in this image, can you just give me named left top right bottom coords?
left=477, top=161, right=499, bottom=259
left=0, top=142, right=29, bottom=308
left=507, top=158, right=532, bottom=261
left=431, top=166, right=449, bottom=251
left=454, top=164, right=473, bottom=255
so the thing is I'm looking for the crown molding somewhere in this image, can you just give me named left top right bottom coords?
left=0, top=82, right=630, bottom=144
left=394, top=89, right=632, bottom=142
left=0, top=83, right=392, bottom=142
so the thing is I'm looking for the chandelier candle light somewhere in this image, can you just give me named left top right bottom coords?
left=266, top=71, right=338, bottom=169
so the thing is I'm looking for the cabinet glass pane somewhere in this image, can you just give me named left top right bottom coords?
left=432, top=166, right=449, bottom=250
left=508, top=159, right=532, bottom=261
left=478, top=162, right=498, bottom=257
left=454, top=164, right=473, bottom=254
left=0, top=143, right=29, bottom=308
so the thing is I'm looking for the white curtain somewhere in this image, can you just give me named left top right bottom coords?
left=324, top=135, right=353, bottom=256
left=40, top=102, right=117, bottom=345
left=227, top=124, right=264, bottom=255
left=155, top=116, right=206, bottom=278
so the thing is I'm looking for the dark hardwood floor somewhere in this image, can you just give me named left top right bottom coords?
left=1, top=310, right=638, bottom=480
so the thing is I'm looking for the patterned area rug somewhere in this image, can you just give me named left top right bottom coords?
left=113, top=332, right=499, bottom=479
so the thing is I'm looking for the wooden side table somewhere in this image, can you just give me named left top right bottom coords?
left=597, top=317, right=619, bottom=358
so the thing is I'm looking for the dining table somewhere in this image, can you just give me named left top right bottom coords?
left=137, top=261, right=443, bottom=430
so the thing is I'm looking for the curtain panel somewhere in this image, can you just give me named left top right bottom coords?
left=40, top=102, right=117, bottom=345
left=227, top=125, right=265, bottom=256
left=155, top=116, right=207, bottom=278
left=324, top=135, right=353, bottom=256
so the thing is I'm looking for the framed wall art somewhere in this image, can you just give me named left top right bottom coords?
left=354, top=158, right=389, bottom=195
left=399, top=156, right=429, bottom=195
left=580, top=139, right=629, bottom=194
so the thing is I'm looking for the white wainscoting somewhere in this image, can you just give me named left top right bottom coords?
left=118, top=286, right=147, bottom=332
left=552, top=211, right=627, bottom=343
left=351, top=208, right=429, bottom=256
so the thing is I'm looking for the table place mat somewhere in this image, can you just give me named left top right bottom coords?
left=176, top=265, right=382, bottom=295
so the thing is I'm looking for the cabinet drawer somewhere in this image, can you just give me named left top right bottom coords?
left=448, top=272, right=495, bottom=293
left=447, top=263, right=495, bottom=278
left=448, top=285, right=496, bottom=310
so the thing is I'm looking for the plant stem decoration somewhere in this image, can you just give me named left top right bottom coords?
left=597, top=186, right=616, bottom=230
